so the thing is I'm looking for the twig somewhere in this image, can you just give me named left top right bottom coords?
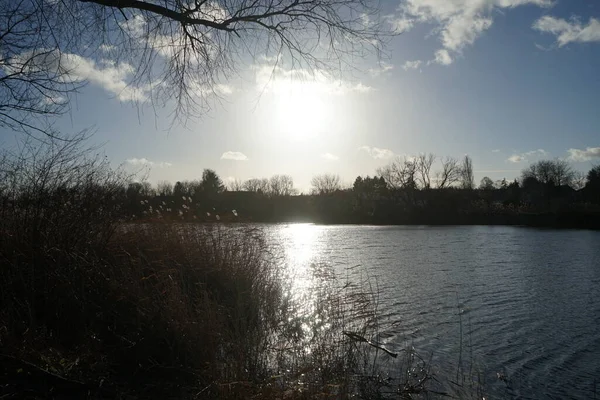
left=342, top=331, right=398, bottom=358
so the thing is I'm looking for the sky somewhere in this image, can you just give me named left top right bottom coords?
left=1, top=0, right=599, bottom=192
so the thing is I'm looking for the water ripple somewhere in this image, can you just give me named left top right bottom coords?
left=263, top=224, right=600, bottom=399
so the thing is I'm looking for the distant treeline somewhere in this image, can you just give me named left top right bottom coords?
left=2, top=146, right=600, bottom=228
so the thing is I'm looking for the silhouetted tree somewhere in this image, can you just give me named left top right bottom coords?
left=377, top=157, right=418, bottom=190
left=128, top=181, right=154, bottom=198
left=522, top=159, right=575, bottom=187
left=436, top=157, right=461, bottom=189
left=504, top=179, right=521, bottom=207
left=228, top=178, right=244, bottom=191
left=201, top=169, right=225, bottom=196
left=311, top=174, right=342, bottom=195
left=571, top=171, right=586, bottom=191
left=585, top=165, right=600, bottom=203
left=156, top=180, right=173, bottom=196
left=1, top=0, right=389, bottom=136
left=244, top=178, right=270, bottom=194
left=587, top=165, right=600, bottom=187
left=353, top=176, right=387, bottom=195
left=269, top=175, right=297, bottom=197
left=480, top=177, right=494, bottom=190
left=416, top=153, right=436, bottom=189
left=460, top=155, right=474, bottom=190
left=173, top=181, right=186, bottom=198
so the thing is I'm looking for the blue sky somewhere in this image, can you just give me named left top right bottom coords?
left=1, top=0, right=599, bottom=191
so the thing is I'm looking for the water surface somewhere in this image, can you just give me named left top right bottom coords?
left=263, top=224, right=600, bottom=399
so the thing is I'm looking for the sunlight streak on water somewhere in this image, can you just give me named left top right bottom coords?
left=277, top=224, right=324, bottom=349
left=280, top=224, right=325, bottom=293
left=261, top=223, right=600, bottom=399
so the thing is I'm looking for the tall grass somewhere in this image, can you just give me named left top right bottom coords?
left=0, top=135, right=482, bottom=399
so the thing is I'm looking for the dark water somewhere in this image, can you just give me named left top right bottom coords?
left=264, top=224, right=600, bottom=399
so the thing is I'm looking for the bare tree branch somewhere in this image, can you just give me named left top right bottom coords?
left=0, top=0, right=392, bottom=136
left=311, top=173, right=341, bottom=194
left=436, top=157, right=460, bottom=189
left=416, top=153, right=435, bottom=190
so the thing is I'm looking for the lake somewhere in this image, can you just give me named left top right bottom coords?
left=262, top=224, right=600, bottom=399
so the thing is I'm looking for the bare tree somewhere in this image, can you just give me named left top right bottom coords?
left=571, top=171, right=586, bottom=191
left=0, top=130, right=128, bottom=251
left=228, top=178, right=245, bottom=191
left=1, top=0, right=390, bottom=135
left=243, top=178, right=269, bottom=193
left=310, top=173, right=342, bottom=195
left=435, top=157, right=461, bottom=189
left=522, top=159, right=575, bottom=187
left=416, top=153, right=435, bottom=189
left=377, top=156, right=417, bottom=190
left=0, top=2, right=83, bottom=137
left=551, top=159, right=575, bottom=187
left=141, top=181, right=156, bottom=197
left=156, top=180, right=173, bottom=196
left=460, top=155, right=474, bottom=190
left=269, top=174, right=297, bottom=197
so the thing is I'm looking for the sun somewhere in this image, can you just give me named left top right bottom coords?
left=272, top=80, right=330, bottom=141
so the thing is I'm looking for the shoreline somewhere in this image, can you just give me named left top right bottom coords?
left=133, top=211, right=600, bottom=230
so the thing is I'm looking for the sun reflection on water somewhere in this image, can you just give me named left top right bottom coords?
left=278, top=224, right=330, bottom=350
left=281, top=223, right=320, bottom=286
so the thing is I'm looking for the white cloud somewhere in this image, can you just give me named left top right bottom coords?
left=41, top=95, right=67, bottom=105
left=62, top=53, right=147, bottom=101
left=359, top=146, right=395, bottom=159
left=533, top=16, right=600, bottom=47
left=254, top=62, right=373, bottom=95
left=492, top=149, right=501, bottom=153
left=402, top=60, right=422, bottom=70
left=507, top=154, right=525, bottom=163
left=188, top=81, right=235, bottom=97
left=369, top=62, right=395, bottom=76
left=388, top=16, right=415, bottom=33
left=507, top=149, right=548, bottom=163
left=126, top=158, right=172, bottom=168
left=120, top=14, right=146, bottom=38
left=321, top=153, right=339, bottom=161
left=215, top=84, right=234, bottom=95
left=4, top=49, right=146, bottom=101
left=396, top=0, right=554, bottom=65
left=221, top=151, right=248, bottom=161
left=567, top=147, right=600, bottom=162
left=433, top=49, right=453, bottom=65
left=443, top=14, right=493, bottom=52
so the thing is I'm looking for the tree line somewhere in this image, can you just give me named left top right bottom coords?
left=2, top=138, right=599, bottom=228
left=109, top=154, right=600, bottom=227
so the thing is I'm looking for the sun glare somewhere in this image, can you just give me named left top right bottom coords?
left=273, top=80, right=331, bottom=141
